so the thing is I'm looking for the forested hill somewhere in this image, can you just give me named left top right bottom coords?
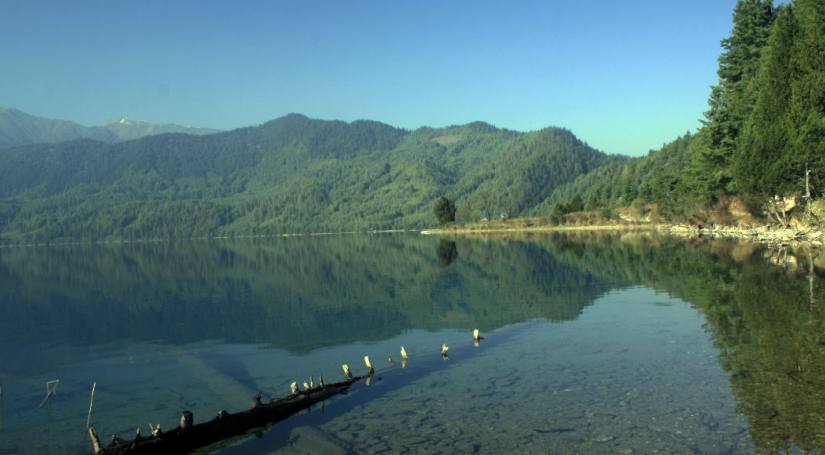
left=0, top=107, right=220, bottom=148
left=0, top=113, right=619, bottom=243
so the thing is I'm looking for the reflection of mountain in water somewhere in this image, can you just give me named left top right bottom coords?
left=0, top=235, right=618, bottom=357
left=535, top=232, right=825, bottom=455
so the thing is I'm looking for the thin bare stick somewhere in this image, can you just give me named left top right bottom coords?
left=86, top=382, right=96, bottom=429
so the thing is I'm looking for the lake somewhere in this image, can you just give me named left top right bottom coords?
left=1, top=232, right=824, bottom=454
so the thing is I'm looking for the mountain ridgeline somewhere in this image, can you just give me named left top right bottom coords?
left=0, top=114, right=618, bottom=243
left=0, top=107, right=220, bottom=149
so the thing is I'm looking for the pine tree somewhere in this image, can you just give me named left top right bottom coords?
left=735, top=5, right=797, bottom=196
left=694, top=0, right=774, bottom=197
left=789, top=0, right=825, bottom=194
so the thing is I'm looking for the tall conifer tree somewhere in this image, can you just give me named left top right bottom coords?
left=694, top=0, right=774, bottom=197
left=789, top=0, right=825, bottom=193
left=735, top=5, right=797, bottom=195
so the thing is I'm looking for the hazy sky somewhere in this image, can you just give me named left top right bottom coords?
left=1, top=0, right=748, bottom=155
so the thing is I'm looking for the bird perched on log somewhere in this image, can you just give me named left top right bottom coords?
left=364, top=356, right=374, bottom=375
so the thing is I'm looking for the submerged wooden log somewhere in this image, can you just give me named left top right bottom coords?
left=89, top=378, right=358, bottom=455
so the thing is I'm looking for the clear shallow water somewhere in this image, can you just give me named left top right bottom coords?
left=1, top=233, right=824, bottom=454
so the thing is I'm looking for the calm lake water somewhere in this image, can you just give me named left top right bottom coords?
left=1, top=232, right=824, bottom=454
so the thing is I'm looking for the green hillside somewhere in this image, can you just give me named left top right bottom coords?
left=0, top=114, right=618, bottom=243
left=536, top=133, right=695, bottom=217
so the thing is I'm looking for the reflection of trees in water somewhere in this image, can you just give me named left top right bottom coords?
left=0, top=235, right=617, bottom=358
left=542, top=233, right=825, bottom=455
left=436, top=239, right=458, bottom=266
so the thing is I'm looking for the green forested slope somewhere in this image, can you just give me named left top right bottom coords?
left=536, top=133, right=695, bottom=216
left=0, top=114, right=616, bottom=243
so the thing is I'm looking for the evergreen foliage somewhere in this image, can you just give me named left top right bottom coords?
left=434, top=196, right=456, bottom=225
left=693, top=0, right=774, bottom=198
left=539, top=134, right=695, bottom=217
left=735, top=5, right=798, bottom=196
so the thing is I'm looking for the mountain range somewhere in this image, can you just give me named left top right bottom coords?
left=0, top=107, right=220, bottom=148
left=0, top=112, right=622, bottom=243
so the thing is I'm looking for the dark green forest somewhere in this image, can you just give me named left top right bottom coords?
left=548, top=0, right=825, bottom=220
left=0, top=115, right=616, bottom=243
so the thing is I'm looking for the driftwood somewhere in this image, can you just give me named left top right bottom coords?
left=88, top=329, right=492, bottom=454
left=88, top=377, right=360, bottom=455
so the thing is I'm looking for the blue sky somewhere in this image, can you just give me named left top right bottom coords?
left=0, top=1, right=750, bottom=155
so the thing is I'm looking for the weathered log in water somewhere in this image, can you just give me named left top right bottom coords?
left=89, top=378, right=359, bottom=455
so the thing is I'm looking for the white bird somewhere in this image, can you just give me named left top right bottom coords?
left=473, top=329, right=483, bottom=342
left=400, top=346, right=408, bottom=360
left=342, top=364, right=353, bottom=379
left=303, top=381, right=310, bottom=390
left=440, top=343, right=449, bottom=356
left=290, top=382, right=298, bottom=394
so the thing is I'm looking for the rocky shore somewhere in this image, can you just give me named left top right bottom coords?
left=664, top=224, right=825, bottom=248
left=423, top=218, right=825, bottom=249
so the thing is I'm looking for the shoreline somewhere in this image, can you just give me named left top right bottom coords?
left=421, top=224, right=654, bottom=235
left=422, top=221, right=825, bottom=248
left=3, top=222, right=823, bottom=249
left=664, top=224, right=824, bottom=248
